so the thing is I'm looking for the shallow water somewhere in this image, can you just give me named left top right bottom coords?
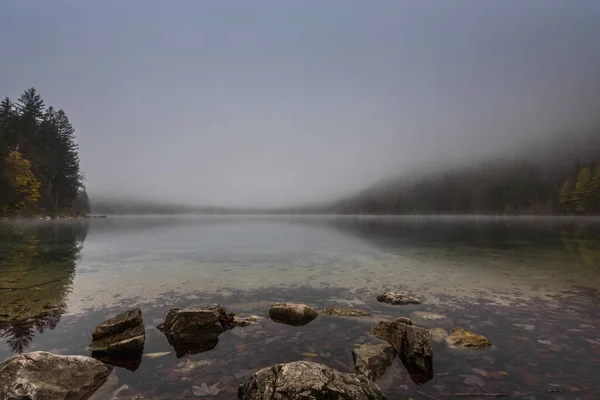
left=1, top=215, right=599, bottom=399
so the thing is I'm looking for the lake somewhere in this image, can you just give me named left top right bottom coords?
left=1, top=215, right=599, bottom=399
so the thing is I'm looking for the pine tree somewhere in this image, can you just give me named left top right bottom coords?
left=1, top=88, right=86, bottom=216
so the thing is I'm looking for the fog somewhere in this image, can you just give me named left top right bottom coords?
left=2, top=1, right=600, bottom=208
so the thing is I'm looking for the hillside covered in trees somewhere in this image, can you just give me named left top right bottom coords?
left=332, top=131, right=600, bottom=215
left=0, top=88, right=89, bottom=217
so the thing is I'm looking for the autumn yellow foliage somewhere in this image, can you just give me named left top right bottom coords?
left=1, top=151, right=41, bottom=212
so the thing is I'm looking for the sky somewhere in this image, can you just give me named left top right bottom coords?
left=1, top=0, right=600, bottom=207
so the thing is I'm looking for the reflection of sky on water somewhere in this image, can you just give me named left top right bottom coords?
left=1, top=216, right=599, bottom=399
left=65, top=216, right=600, bottom=315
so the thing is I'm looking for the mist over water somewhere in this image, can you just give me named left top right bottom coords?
left=2, top=1, right=600, bottom=208
left=2, top=3, right=600, bottom=400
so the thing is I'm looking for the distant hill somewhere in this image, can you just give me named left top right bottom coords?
left=331, top=130, right=600, bottom=215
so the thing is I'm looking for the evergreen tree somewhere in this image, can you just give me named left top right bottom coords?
left=0, top=88, right=86, bottom=216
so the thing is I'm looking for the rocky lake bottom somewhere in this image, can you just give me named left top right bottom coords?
left=1, top=216, right=600, bottom=399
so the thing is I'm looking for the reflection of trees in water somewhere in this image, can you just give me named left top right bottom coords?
left=310, top=216, right=600, bottom=255
left=0, top=221, right=89, bottom=353
left=561, top=224, right=600, bottom=267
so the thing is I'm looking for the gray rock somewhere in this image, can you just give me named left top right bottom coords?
left=238, top=361, right=386, bottom=399
left=89, top=308, right=145, bottom=352
left=269, top=303, right=318, bottom=326
left=157, top=307, right=232, bottom=358
left=0, top=351, right=112, bottom=400
left=372, top=320, right=433, bottom=385
left=352, top=343, right=396, bottom=381
left=376, top=292, right=421, bottom=305
left=157, top=308, right=227, bottom=337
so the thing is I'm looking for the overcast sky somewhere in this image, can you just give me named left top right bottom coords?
left=2, top=1, right=600, bottom=207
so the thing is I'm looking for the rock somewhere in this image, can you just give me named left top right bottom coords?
left=157, top=305, right=233, bottom=336
left=376, top=292, right=421, bottom=305
left=321, top=307, right=371, bottom=317
left=269, top=303, right=318, bottom=326
left=157, top=307, right=226, bottom=337
left=89, top=308, right=145, bottom=353
left=428, top=328, right=448, bottom=344
left=157, top=307, right=234, bottom=358
left=445, top=328, right=492, bottom=348
left=234, top=315, right=262, bottom=327
left=409, top=311, right=452, bottom=328
left=0, top=351, right=112, bottom=400
left=238, top=361, right=386, bottom=399
left=352, top=343, right=396, bottom=381
left=372, top=320, right=433, bottom=385
left=394, top=317, right=413, bottom=325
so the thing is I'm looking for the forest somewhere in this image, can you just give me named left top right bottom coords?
left=0, top=88, right=89, bottom=217
left=332, top=131, right=600, bottom=215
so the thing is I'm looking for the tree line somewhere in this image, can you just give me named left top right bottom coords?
left=333, top=131, right=600, bottom=215
left=0, top=88, right=89, bottom=217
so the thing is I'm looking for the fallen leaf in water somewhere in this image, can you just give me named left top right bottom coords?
left=498, top=371, right=509, bottom=376
left=192, top=383, right=223, bottom=396
left=145, top=352, right=170, bottom=359
left=236, top=343, right=247, bottom=352
left=301, top=352, right=318, bottom=357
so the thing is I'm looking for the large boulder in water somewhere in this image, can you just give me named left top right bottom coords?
left=238, top=361, right=386, bottom=399
left=89, top=308, right=145, bottom=352
left=372, top=320, right=433, bottom=385
left=269, top=303, right=318, bottom=326
left=157, top=305, right=235, bottom=358
left=0, top=351, right=112, bottom=400
left=376, top=292, right=421, bottom=305
left=445, top=327, right=492, bottom=348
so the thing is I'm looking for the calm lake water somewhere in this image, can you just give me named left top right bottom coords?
left=1, top=215, right=599, bottom=399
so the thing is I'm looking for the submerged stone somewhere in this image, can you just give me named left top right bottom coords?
left=376, top=292, right=421, bottom=305
left=352, top=343, right=396, bottom=381
left=238, top=361, right=386, bottom=400
left=321, top=307, right=371, bottom=317
left=269, top=303, right=318, bottom=326
left=409, top=311, right=452, bottom=328
left=233, top=315, right=262, bottom=327
left=428, top=327, right=449, bottom=344
left=372, top=320, right=433, bottom=385
left=0, top=351, right=112, bottom=400
left=445, top=327, right=492, bottom=348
